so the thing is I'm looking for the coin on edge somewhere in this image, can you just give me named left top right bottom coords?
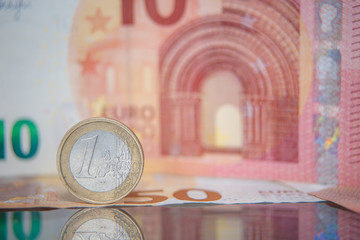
left=60, top=208, right=143, bottom=240
left=57, top=118, right=144, bottom=204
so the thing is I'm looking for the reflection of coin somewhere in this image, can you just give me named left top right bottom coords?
left=57, top=118, right=144, bottom=204
left=60, top=208, right=143, bottom=240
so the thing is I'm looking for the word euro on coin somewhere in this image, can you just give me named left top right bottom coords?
left=57, top=118, right=144, bottom=204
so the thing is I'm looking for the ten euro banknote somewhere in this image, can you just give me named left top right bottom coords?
left=0, top=0, right=359, bottom=185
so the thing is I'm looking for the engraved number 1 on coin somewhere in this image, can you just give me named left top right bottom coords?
left=76, top=135, right=98, bottom=178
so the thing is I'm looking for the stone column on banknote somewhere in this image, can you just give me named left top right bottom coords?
left=244, top=97, right=298, bottom=162
left=242, top=98, right=266, bottom=160
left=160, top=93, right=201, bottom=155
left=271, top=97, right=299, bottom=162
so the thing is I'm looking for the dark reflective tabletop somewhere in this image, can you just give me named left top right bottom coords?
left=1, top=202, right=359, bottom=239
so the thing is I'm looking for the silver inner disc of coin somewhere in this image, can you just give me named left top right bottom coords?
left=69, top=130, right=131, bottom=192
left=73, top=218, right=130, bottom=240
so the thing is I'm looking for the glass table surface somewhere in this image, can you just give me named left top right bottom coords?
left=0, top=202, right=359, bottom=240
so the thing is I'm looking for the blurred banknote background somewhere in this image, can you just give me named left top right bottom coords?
left=0, top=0, right=360, bottom=211
left=1, top=0, right=359, bottom=183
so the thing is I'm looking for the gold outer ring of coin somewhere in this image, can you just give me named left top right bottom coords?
left=60, top=208, right=144, bottom=240
left=57, top=117, right=144, bottom=204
